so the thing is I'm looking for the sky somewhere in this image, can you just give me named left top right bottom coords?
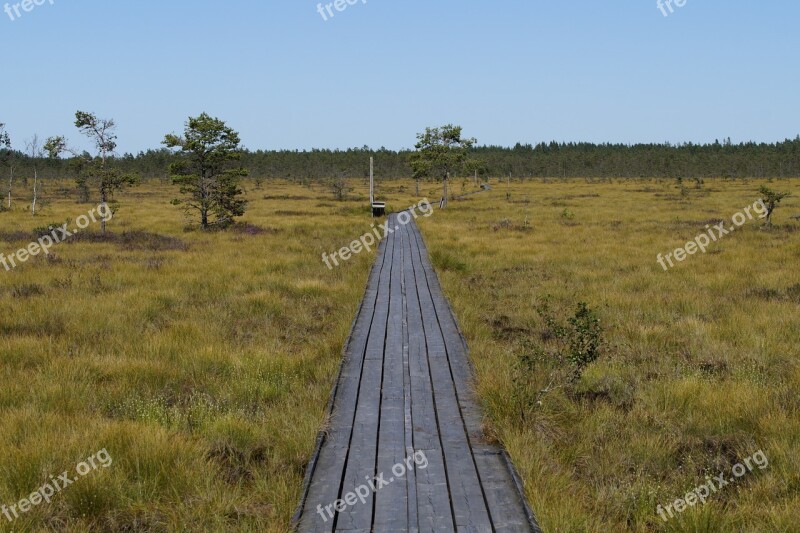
left=1, top=0, right=799, bottom=154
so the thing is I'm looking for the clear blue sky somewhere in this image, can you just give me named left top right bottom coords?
left=1, top=0, right=798, bottom=154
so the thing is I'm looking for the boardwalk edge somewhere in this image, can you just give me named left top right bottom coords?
left=291, top=235, right=389, bottom=529
left=416, top=220, right=543, bottom=533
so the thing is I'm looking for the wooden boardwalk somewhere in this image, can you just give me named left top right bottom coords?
left=295, top=214, right=540, bottom=532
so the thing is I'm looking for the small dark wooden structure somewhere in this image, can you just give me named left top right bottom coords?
left=371, top=201, right=386, bottom=217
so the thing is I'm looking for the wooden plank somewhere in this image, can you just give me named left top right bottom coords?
left=406, top=223, right=493, bottom=531
left=335, top=216, right=398, bottom=531
left=401, top=223, right=420, bottom=533
left=298, top=228, right=392, bottom=532
left=402, top=222, right=455, bottom=531
left=374, top=223, right=410, bottom=530
left=408, top=221, right=539, bottom=532
left=407, top=221, right=486, bottom=442
left=473, top=446, right=532, bottom=531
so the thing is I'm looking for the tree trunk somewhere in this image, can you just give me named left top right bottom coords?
left=7, top=165, right=13, bottom=209
left=31, top=168, right=38, bottom=216
left=442, top=173, right=449, bottom=209
left=100, top=148, right=107, bottom=233
left=200, top=174, right=209, bottom=229
left=101, top=190, right=107, bottom=233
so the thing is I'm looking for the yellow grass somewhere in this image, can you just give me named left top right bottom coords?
left=0, top=181, right=380, bottom=531
left=419, top=177, right=800, bottom=532
left=0, top=177, right=797, bottom=531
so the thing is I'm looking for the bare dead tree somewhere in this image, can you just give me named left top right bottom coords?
left=0, top=124, right=12, bottom=209
left=25, top=135, right=44, bottom=216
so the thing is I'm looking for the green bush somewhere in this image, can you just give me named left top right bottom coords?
left=513, top=299, right=604, bottom=420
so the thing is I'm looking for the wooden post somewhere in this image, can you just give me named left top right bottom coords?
left=370, top=156, right=374, bottom=216
left=443, top=171, right=449, bottom=209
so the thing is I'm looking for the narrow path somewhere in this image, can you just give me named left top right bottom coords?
left=295, top=214, right=540, bottom=532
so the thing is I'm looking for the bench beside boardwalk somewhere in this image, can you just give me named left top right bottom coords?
left=295, top=214, right=540, bottom=533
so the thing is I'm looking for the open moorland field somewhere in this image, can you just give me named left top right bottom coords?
left=420, top=178, right=800, bottom=531
left=0, top=180, right=385, bottom=532
left=0, top=177, right=798, bottom=531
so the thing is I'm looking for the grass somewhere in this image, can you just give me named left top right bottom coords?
left=0, top=176, right=797, bottom=531
left=418, top=177, right=800, bottom=532
left=0, top=180, right=384, bottom=531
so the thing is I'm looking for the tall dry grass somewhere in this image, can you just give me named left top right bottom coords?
left=1, top=176, right=797, bottom=531
left=419, top=177, right=799, bottom=532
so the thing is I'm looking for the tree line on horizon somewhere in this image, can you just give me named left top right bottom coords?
left=3, top=133, right=800, bottom=185
left=2, top=114, right=799, bottom=230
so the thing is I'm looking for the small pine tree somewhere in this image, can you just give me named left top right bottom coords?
left=164, top=113, right=248, bottom=229
left=759, top=186, right=791, bottom=226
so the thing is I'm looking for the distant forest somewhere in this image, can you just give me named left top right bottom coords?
left=6, top=137, right=800, bottom=182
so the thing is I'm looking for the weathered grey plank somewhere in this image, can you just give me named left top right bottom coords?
left=298, top=226, right=393, bottom=532
left=408, top=222, right=486, bottom=442
left=336, top=216, right=399, bottom=531
left=374, top=224, right=410, bottom=530
left=408, top=221, right=541, bottom=532
left=400, top=224, right=420, bottom=533
left=406, top=223, right=494, bottom=532
left=401, top=222, right=455, bottom=532
left=472, top=446, right=533, bottom=532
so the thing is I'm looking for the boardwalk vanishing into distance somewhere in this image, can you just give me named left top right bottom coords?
left=295, top=214, right=540, bottom=532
